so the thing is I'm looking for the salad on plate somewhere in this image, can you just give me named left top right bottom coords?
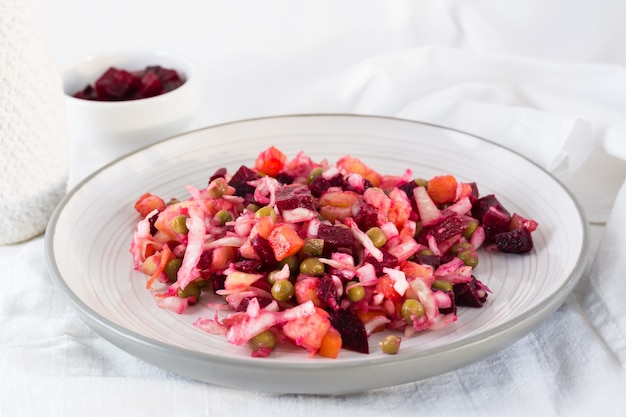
left=129, top=146, right=538, bottom=358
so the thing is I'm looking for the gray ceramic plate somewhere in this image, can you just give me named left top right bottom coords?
left=45, top=114, right=588, bottom=394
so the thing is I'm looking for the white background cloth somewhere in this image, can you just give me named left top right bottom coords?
left=3, top=1, right=626, bottom=415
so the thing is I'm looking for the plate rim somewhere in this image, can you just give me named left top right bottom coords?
left=44, top=113, right=591, bottom=385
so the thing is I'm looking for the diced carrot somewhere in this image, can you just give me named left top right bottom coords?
left=146, top=244, right=171, bottom=289
left=427, top=175, right=458, bottom=205
left=401, top=260, right=433, bottom=280
left=268, top=224, right=304, bottom=261
left=134, top=192, right=166, bottom=217
left=336, top=155, right=382, bottom=187
left=254, top=146, right=287, bottom=177
left=375, top=275, right=402, bottom=302
left=318, top=326, right=342, bottom=359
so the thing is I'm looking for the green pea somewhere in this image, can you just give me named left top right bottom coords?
left=250, top=330, right=276, bottom=352
left=463, top=221, right=479, bottom=240
left=177, top=282, right=201, bottom=299
left=345, top=282, right=365, bottom=302
left=255, top=206, right=277, bottom=222
left=380, top=335, right=401, bottom=355
left=299, top=257, right=325, bottom=276
left=458, top=249, right=478, bottom=268
left=214, top=209, right=233, bottom=226
left=432, top=279, right=453, bottom=292
left=401, top=298, right=424, bottom=323
left=266, top=270, right=280, bottom=286
left=307, top=167, right=325, bottom=184
left=246, top=203, right=260, bottom=212
left=366, top=227, right=387, bottom=248
left=171, top=215, right=189, bottom=234
left=418, top=249, right=435, bottom=256
left=451, top=241, right=472, bottom=255
left=164, top=258, right=182, bottom=281
left=414, top=178, right=429, bottom=188
left=278, top=255, right=299, bottom=276
left=301, top=238, right=324, bottom=258
left=271, top=280, right=295, bottom=302
left=207, top=178, right=229, bottom=198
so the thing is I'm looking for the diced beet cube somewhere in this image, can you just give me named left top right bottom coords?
left=453, top=277, right=489, bottom=307
left=250, top=235, right=277, bottom=265
left=414, top=253, right=441, bottom=268
left=329, top=309, right=369, bottom=354
left=209, top=167, right=227, bottom=183
left=399, top=180, right=419, bottom=201
left=138, top=69, right=164, bottom=98
left=235, top=296, right=273, bottom=312
left=327, top=173, right=345, bottom=188
left=352, top=198, right=379, bottom=231
left=233, top=259, right=264, bottom=273
left=471, top=194, right=510, bottom=222
left=317, top=224, right=355, bottom=257
left=73, top=84, right=98, bottom=100
left=417, top=210, right=468, bottom=245
left=274, top=172, right=294, bottom=185
left=481, top=206, right=512, bottom=242
left=163, top=79, right=184, bottom=93
left=148, top=65, right=181, bottom=83
left=275, top=184, right=316, bottom=212
left=364, top=249, right=398, bottom=274
left=316, top=275, right=339, bottom=310
left=308, top=176, right=332, bottom=198
left=95, top=67, right=139, bottom=100
left=196, top=250, right=213, bottom=270
left=494, top=227, right=534, bottom=253
left=228, top=165, right=260, bottom=198
left=469, top=182, right=480, bottom=200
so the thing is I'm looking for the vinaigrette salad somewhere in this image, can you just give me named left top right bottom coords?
left=130, top=147, right=538, bottom=358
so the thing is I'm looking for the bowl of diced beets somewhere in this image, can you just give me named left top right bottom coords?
left=62, top=50, right=199, bottom=159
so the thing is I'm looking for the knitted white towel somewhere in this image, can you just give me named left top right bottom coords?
left=0, top=0, right=69, bottom=244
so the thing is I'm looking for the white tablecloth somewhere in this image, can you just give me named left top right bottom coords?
left=3, top=1, right=626, bottom=415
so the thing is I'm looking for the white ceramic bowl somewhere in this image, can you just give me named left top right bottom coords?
left=62, top=50, right=199, bottom=160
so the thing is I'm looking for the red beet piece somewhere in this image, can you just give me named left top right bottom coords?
left=417, top=210, right=468, bottom=245
left=481, top=206, right=512, bottom=243
left=250, top=235, right=277, bottom=265
left=228, top=165, right=260, bottom=199
left=494, top=227, right=534, bottom=253
left=471, top=194, right=510, bottom=221
left=316, top=275, right=339, bottom=310
left=308, top=176, right=332, bottom=198
left=274, top=184, right=316, bottom=212
left=138, top=69, right=164, bottom=98
left=317, top=223, right=355, bottom=257
left=453, top=276, right=489, bottom=307
left=352, top=198, right=379, bottom=231
left=329, top=309, right=369, bottom=354
left=73, top=84, right=98, bottom=100
left=94, top=67, right=140, bottom=100
left=209, top=167, right=227, bottom=183
left=149, top=65, right=180, bottom=83
left=364, top=249, right=398, bottom=274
